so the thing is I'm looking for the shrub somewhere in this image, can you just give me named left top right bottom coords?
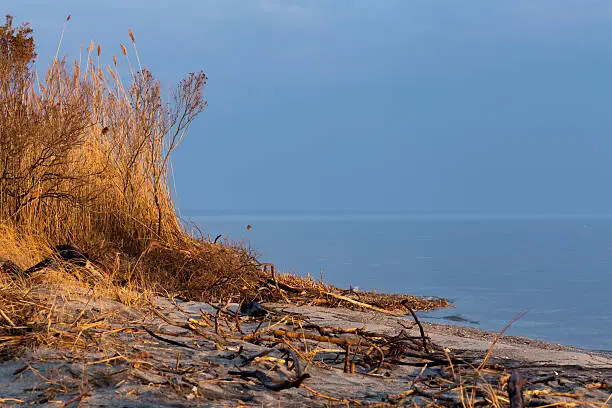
left=0, top=15, right=206, bottom=255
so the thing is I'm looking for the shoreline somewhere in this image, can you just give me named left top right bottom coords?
left=419, top=314, right=612, bottom=356
left=268, top=303, right=612, bottom=369
left=1, top=291, right=610, bottom=406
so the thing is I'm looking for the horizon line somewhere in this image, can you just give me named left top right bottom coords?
left=180, top=210, right=612, bottom=220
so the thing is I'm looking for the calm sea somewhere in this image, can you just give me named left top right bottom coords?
left=191, top=215, right=612, bottom=351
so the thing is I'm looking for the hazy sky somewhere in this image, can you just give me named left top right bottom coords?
left=7, top=1, right=612, bottom=215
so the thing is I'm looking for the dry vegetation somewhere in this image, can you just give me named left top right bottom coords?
left=3, top=16, right=606, bottom=407
left=0, top=13, right=445, bottom=357
left=0, top=15, right=283, bottom=300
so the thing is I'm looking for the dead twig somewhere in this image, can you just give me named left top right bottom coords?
left=141, top=326, right=195, bottom=350
left=0, top=308, right=16, bottom=327
left=478, top=310, right=528, bottom=370
left=60, top=391, right=90, bottom=408
left=344, top=344, right=352, bottom=373
left=301, top=384, right=357, bottom=404
left=272, top=328, right=357, bottom=346
left=401, top=299, right=430, bottom=353
left=264, top=278, right=303, bottom=294
left=323, top=291, right=402, bottom=316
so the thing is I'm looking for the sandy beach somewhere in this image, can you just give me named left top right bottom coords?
left=1, top=287, right=610, bottom=407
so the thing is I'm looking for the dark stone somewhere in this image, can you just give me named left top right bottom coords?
left=240, top=301, right=268, bottom=317
left=55, top=244, right=88, bottom=266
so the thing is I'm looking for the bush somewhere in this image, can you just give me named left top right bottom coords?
left=0, top=15, right=207, bottom=255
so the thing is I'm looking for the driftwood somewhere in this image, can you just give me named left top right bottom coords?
left=508, top=370, right=527, bottom=408
left=229, top=369, right=311, bottom=391
left=142, top=327, right=196, bottom=350
left=270, top=328, right=358, bottom=346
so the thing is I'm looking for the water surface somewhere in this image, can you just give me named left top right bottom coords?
left=192, top=215, right=612, bottom=351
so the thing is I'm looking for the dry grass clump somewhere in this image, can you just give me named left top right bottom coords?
left=0, top=15, right=246, bottom=291
left=0, top=226, right=153, bottom=361
left=0, top=223, right=47, bottom=271
left=0, top=272, right=151, bottom=366
left=0, top=15, right=205, bottom=254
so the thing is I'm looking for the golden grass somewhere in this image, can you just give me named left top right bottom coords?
left=0, top=15, right=236, bottom=291
left=1, top=14, right=205, bottom=253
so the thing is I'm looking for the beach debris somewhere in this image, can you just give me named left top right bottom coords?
left=239, top=300, right=268, bottom=317
left=0, top=283, right=609, bottom=406
left=22, top=244, right=89, bottom=275
left=0, top=244, right=108, bottom=285
left=0, top=250, right=608, bottom=406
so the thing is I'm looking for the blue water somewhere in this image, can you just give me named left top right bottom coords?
left=191, top=215, right=612, bottom=351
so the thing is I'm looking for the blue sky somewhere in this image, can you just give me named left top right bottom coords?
left=7, top=1, right=612, bottom=215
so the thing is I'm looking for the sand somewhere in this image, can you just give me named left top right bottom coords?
left=0, top=293, right=610, bottom=407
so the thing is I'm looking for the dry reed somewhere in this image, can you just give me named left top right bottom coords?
left=0, top=15, right=253, bottom=295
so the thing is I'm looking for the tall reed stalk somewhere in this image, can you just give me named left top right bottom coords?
left=0, top=15, right=207, bottom=255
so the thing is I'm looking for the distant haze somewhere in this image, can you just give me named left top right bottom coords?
left=8, top=1, right=612, bottom=215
